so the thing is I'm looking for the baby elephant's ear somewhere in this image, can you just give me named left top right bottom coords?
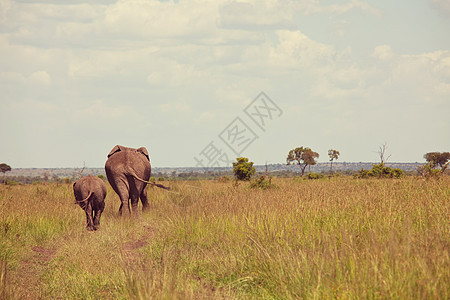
left=137, top=147, right=149, bottom=161
left=107, top=145, right=123, bottom=158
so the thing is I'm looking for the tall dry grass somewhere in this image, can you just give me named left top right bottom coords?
left=0, top=177, right=449, bottom=299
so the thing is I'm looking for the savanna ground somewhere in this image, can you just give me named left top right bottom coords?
left=0, top=176, right=448, bottom=299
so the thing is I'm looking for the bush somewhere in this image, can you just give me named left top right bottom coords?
left=232, top=157, right=255, bottom=181
left=392, top=168, right=404, bottom=178
left=4, top=180, right=19, bottom=185
left=354, top=169, right=371, bottom=179
left=354, top=163, right=403, bottom=179
left=306, top=172, right=324, bottom=180
left=417, top=162, right=442, bottom=179
left=249, top=175, right=276, bottom=190
left=328, top=172, right=341, bottom=178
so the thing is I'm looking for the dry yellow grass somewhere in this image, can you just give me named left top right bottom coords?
left=0, top=176, right=449, bottom=299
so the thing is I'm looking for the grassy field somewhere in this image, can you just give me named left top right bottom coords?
left=0, top=176, right=449, bottom=299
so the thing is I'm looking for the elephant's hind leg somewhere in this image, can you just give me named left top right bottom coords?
left=130, top=194, right=139, bottom=215
left=129, top=177, right=142, bottom=215
left=85, top=202, right=95, bottom=231
left=116, top=186, right=130, bottom=216
left=140, top=186, right=149, bottom=211
left=112, top=178, right=131, bottom=216
left=93, top=201, right=105, bottom=230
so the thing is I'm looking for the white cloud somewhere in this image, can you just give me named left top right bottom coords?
left=0, top=70, right=51, bottom=85
left=4, top=0, right=220, bottom=49
left=0, top=71, right=26, bottom=84
left=432, top=52, right=450, bottom=80
left=311, top=65, right=367, bottom=99
left=0, top=0, right=12, bottom=21
left=73, top=99, right=125, bottom=120
left=197, top=111, right=215, bottom=122
left=269, top=30, right=336, bottom=67
left=100, top=0, right=219, bottom=42
left=0, top=0, right=449, bottom=167
left=297, top=0, right=381, bottom=16
left=68, top=47, right=158, bottom=79
left=146, top=72, right=163, bottom=85
left=389, top=51, right=450, bottom=101
left=159, top=100, right=191, bottom=113
left=9, top=98, right=57, bottom=112
left=372, top=45, right=394, bottom=61
left=29, top=70, right=51, bottom=85
left=326, top=0, right=381, bottom=16
left=218, top=1, right=295, bottom=30
left=215, top=85, right=252, bottom=106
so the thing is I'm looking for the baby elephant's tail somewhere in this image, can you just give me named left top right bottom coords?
left=75, top=191, right=93, bottom=208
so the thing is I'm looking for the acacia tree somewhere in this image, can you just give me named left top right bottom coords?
left=328, top=149, right=340, bottom=173
left=0, top=163, right=11, bottom=184
left=424, top=152, right=450, bottom=173
left=287, top=147, right=319, bottom=176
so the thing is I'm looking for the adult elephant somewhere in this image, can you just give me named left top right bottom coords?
left=105, top=145, right=169, bottom=215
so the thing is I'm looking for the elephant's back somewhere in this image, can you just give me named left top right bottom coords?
left=74, top=175, right=106, bottom=199
left=105, top=150, right=151, bottom=178
left=89, top=176, right=107, bottom=198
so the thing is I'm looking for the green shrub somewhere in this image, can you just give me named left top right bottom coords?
left=232, top=157, right=255, bottom=181
left=417, top=162, right=442, bottom=179
left=306, top=172, right=324, bottom=180
left=354, top=163, right=403, bottom=179
left=391, top=168, right=404, bottom=178
left=354, top=169, right=370, bottom=179
left=249, top=175, right=276, bottom=190
left=4, top=180, right=19, bottom=185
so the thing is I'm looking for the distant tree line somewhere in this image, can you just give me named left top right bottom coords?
left=1, top=149, right=449, bottom=185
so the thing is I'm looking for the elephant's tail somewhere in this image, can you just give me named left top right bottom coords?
left=75, top=191, right=93, bottom=208
left=131, top=173, right=170, bottom=190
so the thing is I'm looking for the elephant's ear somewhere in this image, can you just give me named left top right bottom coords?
left=137, top=147, right=150, bottom=161
left=107, top=145, right=123, bottom=158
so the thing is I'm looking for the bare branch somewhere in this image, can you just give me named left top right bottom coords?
left=72, top=161, right=86, bottom=181
left=377, top=142, right=391, bottom=164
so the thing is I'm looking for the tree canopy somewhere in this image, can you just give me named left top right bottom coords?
left=232, top=157, right=255, bottom=181
left=0, top=163, right=11, bottom=173
left=328, top=149, right=340, bottom=173
left=424, top=152, right=450, bottom=173
left=286, top=147, right=319, bottom=176
left=0, top=163, right=12, bottom=185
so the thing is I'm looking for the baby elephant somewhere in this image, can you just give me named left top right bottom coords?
left=73, top=175, right=107, bottom=231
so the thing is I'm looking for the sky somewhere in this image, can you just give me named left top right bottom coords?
left=1, top=0, right=449, bottom=168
